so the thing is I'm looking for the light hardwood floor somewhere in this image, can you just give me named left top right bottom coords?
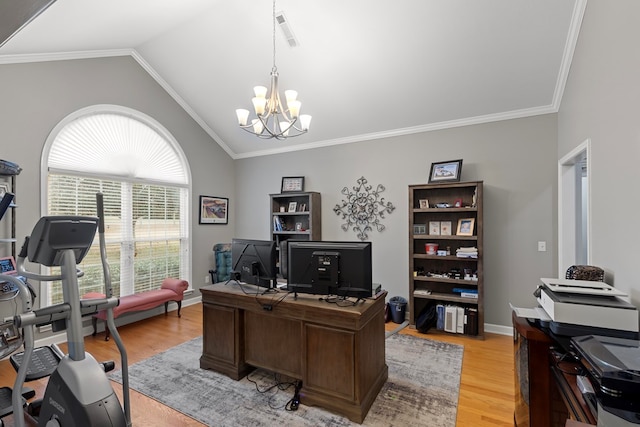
left=0, top=303, right=514, bottom=426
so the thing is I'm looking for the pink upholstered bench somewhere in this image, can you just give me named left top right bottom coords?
left=87, top=278, right=189, bottom=341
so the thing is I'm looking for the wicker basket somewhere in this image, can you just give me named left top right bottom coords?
left=565, top=265, right=604, bottom=282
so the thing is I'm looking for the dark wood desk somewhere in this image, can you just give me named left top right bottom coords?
left=200, top=283, right=388, bottom=423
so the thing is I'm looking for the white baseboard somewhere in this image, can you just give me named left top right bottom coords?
left=484, top=323, right=512, bottom=336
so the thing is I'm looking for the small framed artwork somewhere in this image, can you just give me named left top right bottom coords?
left=429, top=221, right=440, bottom=235
left=295, top=222, right=303, bottom=231
left=413, top=224, right=426, bottom=235
left=440, top=221, right=452, bottom=236
left=281, top=176, right=305, bottom=193
left=428, top=159, right=463, bottom=183
left=418, top=199, right=429, bottom=209
left=288, top=201, right=298, bottom=212
left=456, top=218, right=475, bottom=236
left=454, top=198, right=463, bottom=208
left=199, top=195, right=229, bottom=224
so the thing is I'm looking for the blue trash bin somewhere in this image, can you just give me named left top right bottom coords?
left=388, top=296, right=407, bottom=324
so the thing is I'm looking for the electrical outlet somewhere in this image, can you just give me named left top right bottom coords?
left=204, top=275, right=210, bottom=283
left=538, top=241, right=546, bottom=252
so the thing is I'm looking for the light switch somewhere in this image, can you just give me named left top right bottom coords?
left=538, top=241, right=546, bottom=252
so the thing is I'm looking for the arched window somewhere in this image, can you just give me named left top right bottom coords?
left=42, top=105, right=191, bottom=305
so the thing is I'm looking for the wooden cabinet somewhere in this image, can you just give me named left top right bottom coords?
left=270, top=191, right=321, bottom=249
left=408, top=181, right=484, bottom=337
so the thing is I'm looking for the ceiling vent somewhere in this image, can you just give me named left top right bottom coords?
left=275, top=11, right=299, bottom=48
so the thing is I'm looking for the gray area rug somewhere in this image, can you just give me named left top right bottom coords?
left=111, top=333, right=463, bottom=426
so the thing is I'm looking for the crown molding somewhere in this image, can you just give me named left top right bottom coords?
left=0, top=48, right=132, bottom=64
left=235, top=104, right=558, bottom=159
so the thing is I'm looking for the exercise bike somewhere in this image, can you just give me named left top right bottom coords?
left=0, top=193, right=131, bottom=426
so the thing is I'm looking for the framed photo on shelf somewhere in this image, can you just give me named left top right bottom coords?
left=413, top=224, right=426, bottom=235
left=418, top=199, right=429, bottom=209
left=428, top=159, right=463, bottom=183
left=281, top=176, right=305, bottom=193
left=429, top=221, right=440, bottom=235
left=288, top=201, right=298, bottom=212
left=440, top=221, right=452, bottom=236
left=199, top=195, right=228, bottom=224
left=454, top=198, right=463, bottom=208
left=456, top=218, right=475, bottom=236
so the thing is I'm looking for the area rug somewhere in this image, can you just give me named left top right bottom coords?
left=110, top=333, right=463, bottom=426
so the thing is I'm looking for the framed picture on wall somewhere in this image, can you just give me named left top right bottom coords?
left=199, top=195, right=229, bottom=224
left=428, top=159, right=463, bottom=183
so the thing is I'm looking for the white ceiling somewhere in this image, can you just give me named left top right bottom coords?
left=0, top=0, right=585, bottom=159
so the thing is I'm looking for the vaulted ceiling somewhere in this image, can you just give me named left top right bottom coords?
left=0, top=0, right=585, bottom=159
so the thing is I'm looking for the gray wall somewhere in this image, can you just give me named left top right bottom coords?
left=558, top=1, right=640, bottom=303
left=0, top=57, right=236, bottom=306
left=236, top=114, right=558, bottom=330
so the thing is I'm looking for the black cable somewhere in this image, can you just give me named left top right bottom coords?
left=247, top=371, right=298, bottom=410
left=285, top=380, right=302, bottom=411
left=318, top=295, right=362, bottom=307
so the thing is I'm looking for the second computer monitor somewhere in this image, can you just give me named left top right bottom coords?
left=287, top=240, right=372, bottom=299
left=231, top=238, right=277, bottom=288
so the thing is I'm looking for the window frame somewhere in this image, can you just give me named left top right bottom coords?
left=40, top=105, right=192, bottom=306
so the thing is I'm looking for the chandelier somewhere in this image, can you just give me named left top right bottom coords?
left=235, top=0, right=311, bottom=139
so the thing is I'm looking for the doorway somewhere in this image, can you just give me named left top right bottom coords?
left=558, top=139, right=590, bottom=276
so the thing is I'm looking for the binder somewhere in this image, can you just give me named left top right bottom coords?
left=444, top=305, right=457, bottom=333
left=456, top=306, right=464, bottom=334
left=436, top=304, right=445, bottom=330
left=464, top=307, right=478, bottom=335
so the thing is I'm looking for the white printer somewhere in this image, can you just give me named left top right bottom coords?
left=536, top=278, right=639, bottom=339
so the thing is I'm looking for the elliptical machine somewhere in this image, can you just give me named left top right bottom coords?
left=1, top=193, right=131, bottom=427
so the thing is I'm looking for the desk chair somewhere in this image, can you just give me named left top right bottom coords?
left=565, top=265, right=604, bottom=282
left=208, top=243, right=232, bottom=283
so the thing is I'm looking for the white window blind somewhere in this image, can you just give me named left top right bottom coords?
left=44, top=109, right=190, bottom=305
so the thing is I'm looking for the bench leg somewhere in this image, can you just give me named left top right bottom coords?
left=104, top=320, right=110, bottom=341
left=92, top=317, right=97, bottom=336
left=164, top=301, right=182, bottom=317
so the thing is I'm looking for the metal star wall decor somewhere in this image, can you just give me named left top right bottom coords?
left=333, top=176, right=396, bottom=241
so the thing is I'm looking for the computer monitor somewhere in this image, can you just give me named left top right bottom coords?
left=231, top=238, right=277, bottom=289
left=287, top=241, right=372, bottom=299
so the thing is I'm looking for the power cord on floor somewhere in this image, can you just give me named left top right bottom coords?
left=285, top=380, right=302, bottom=411
left=247, top=371, right=299, bottom=411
